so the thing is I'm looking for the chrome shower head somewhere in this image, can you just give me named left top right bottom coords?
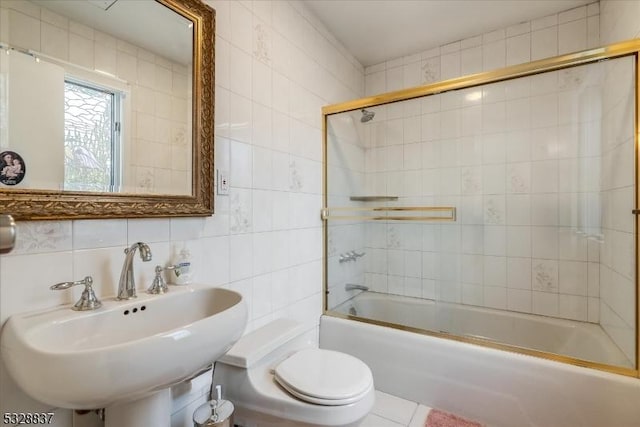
left=360, top=108, right=375, bottom=123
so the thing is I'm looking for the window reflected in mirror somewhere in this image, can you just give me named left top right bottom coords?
left=64, top=79, right=122, bottom=192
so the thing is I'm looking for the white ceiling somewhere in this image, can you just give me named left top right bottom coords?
left=303, top=0, right=593, bottom=66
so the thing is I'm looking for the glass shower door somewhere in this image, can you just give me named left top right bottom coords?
left=324, top=52, right=638, bottom=373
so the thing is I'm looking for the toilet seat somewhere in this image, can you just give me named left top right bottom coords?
left=274, top=348, right=373, bottom=406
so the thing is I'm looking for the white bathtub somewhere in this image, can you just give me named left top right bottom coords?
left=320, top=314, right=640, bottom=427
left=332, top=292, right=632, bottom=368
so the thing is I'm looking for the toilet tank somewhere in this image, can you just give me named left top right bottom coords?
left=218, top=319, right=316, bottom=369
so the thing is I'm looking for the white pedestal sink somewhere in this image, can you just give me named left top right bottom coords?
left=0, top=284, right=247, bottom=427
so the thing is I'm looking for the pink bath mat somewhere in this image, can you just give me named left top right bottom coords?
left=425, top=409, right=484, bottom=427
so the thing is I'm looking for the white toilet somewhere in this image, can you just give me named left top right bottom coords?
left=213, top=318, right=375, bottom=427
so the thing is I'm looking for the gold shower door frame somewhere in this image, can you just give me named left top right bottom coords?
left=321, top=39, right=640, bottom=378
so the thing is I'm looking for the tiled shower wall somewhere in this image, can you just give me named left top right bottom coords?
left=600, top=0, right=640, bottom=43
left=364, top=3, right=601, bottom=97
left=599, top=0, right=640, bottom=365
left=598, top=57, right=636, bottom=364
left=0, top=0, right=364, bottom=425
left=0, top=1, right=191, bottom=194
left=361, top=60, right=634, bottom=328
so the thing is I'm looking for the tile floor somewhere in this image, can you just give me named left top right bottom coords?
left=361, top=390, right=432, bottom=427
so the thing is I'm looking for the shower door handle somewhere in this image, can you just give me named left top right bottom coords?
left=0, top=215, right=17, bottom=254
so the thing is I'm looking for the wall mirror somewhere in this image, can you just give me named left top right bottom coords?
left=0, top=0, right=214, bottom=220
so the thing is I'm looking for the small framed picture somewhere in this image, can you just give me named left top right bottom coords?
left=0, top=150, right=26, bottom=186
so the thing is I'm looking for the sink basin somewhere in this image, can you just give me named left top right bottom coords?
left=1, top=284, right=247, bottom=409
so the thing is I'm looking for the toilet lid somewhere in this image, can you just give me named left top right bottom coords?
left=274, top=349, right=373, bottom=406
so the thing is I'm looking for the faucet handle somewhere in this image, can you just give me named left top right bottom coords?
left=51, top=276, right=102, bottom=311
left=147, top=265, right=175, bottom=295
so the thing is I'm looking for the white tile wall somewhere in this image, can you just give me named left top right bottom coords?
left=364, top=3, right=601, bottom=96
left=598, top=0, right=640, bottom=364
left=0, top=0, right=364, bottom=423
left=358, top=54, right=636, bottom=331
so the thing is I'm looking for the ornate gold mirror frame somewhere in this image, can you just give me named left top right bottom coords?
left=322, top=39, right=640, bottom=378
left=0, top=0, right=214, bottom=220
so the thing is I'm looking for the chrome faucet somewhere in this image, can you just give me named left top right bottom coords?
left=339, top=250, right=366, bottom=264
left=147, top=264, right=177, bottom=295
left=51, top=276, right=102, bottom=311
left=117, top=242, right=152, bottom=300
